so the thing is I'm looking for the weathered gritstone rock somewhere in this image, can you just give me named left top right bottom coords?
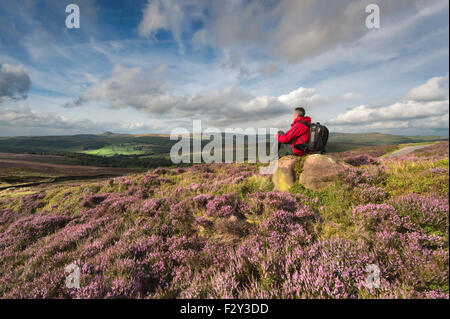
left=273, top=154, right=346, bottom=191
left=299, top=154, right=343, bottom=191
left=272, top=156, right=298, bottom=191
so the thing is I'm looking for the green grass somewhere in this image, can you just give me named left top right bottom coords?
left=385, top=158, right=449, bottom=196
left=289, top=181, right=357, bottom=236
left=84, top=144, right=147, bottom=156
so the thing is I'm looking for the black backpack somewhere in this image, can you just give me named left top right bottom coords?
left=293, top=121, right=329, bottom=154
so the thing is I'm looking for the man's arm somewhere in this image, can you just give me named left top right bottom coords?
left=277, top=126, right=299, bottom=144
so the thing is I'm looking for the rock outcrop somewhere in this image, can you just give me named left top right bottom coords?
left=273, top=154, right=345, bottom=191
left=299, top=154, right=343, bottom=191
left=272, top=156, right=298, bottom=191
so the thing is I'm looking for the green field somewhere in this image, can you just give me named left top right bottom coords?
left=83, top=144, right=148, bottom=156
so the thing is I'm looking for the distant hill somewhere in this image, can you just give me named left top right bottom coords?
left=100, top=131, right=115, bottom=136
left=0, top=131, right=447, bottom=160
left=0, top=133, right=175, bottom=155
left=329, top=132, right=448, bottom=145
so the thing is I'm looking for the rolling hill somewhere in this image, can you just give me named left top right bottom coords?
left=0, top=132, right=447, bottom=155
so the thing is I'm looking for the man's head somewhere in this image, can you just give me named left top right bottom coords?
left=293, top=107, right=305, bottom=119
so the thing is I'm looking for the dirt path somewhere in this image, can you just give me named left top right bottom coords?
left=385, top=144, right=432, bottom=158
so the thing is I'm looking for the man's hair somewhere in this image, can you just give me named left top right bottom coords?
left=294, top=107, right=305, bottom=117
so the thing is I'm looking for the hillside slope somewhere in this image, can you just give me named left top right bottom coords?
left=0, top=142, right=448, bottom=298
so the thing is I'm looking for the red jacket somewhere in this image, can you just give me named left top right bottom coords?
left=277, top=116, right=311, bottom=156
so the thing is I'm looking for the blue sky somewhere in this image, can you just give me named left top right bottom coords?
left=0, top=0, right=448, bottom=136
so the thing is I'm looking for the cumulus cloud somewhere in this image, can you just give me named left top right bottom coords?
left=65, top=64, right=174, bottom=112
left=66, top=64, right=334, bottom=126
left=0, top=103, right=97, bottom=131
left=329, top=100, right=448, bottom=125
left=328, top=76, right=449, bottom=133
left=0, top=64, right=31, bottom=101
left=406, top=76, right=447, bottom=102
left=0, top=102, right=160, bottom=136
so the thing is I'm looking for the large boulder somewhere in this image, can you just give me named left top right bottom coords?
left=299, top=154, right=343, bottom=191
left=272, top=154, right=345, bottom=191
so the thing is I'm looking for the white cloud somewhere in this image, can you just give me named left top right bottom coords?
left=138, top=0, right=169, bottom=37
left=66, top=64, right=174, bottom=112
left=66, top=64, right=335, bottom=126
left=0, top=102, right=161, bottom=136
left=0, top=64, right=31, bottom=101
left=328, top=76, right=449, bottom=133
left=331, top=113, right=449, bottom=135
left=138, top=0, right=185, bottom=50
left=329, top=100, right=449, bottom=125
left=0, top=102, right=96, bottom=130
left=278, top=87, right=327, bottom=107
left=406, top=76, right=447, bottom=102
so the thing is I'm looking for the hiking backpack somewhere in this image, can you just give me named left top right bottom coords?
left=293, top=121, right=329, bottom=154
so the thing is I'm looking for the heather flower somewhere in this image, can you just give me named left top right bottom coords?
left=20, top=192, right=46, bottom=214
left=0, top=208, right=16, bottom=226
left=195, top=217, right=213, bottom=228
left=80, top=193, right=109, bottom=208
left=231, top=171, right=251, bottom=184
left=353, top=184, right=388, bottom=204
left=82, top=194, right=136, bottom=214
left=249, top=191, right=298, bottom=214
left=390, top=193, right=449, bottom=233
left=141, top=197, right=171, bottom=215
left=206, top=193, right=248, bottom=218
left=343, top=165, right=386, bottom=187
left=153, top=167, right=167, bottom=175
left=175, top=167, right=186, bottom=174
left=345, top=155, right=380, bottom=167
left=193, top=194, right=213, bottom=208
left=1, top=213, right=72, bottom=248
left=352, top=203, right=416, bottom=233
left=427, top=167, right=448, bottom=174
left=201, top=172, right=214, bottom=179
left=189, top=183, right=201, bottom=192
left=118, top=177, right=132, bottom=187
left=139, top=173, right=170, bottom=188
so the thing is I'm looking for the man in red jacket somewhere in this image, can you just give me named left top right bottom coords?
left=275, top=107, right=311, bottom=156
